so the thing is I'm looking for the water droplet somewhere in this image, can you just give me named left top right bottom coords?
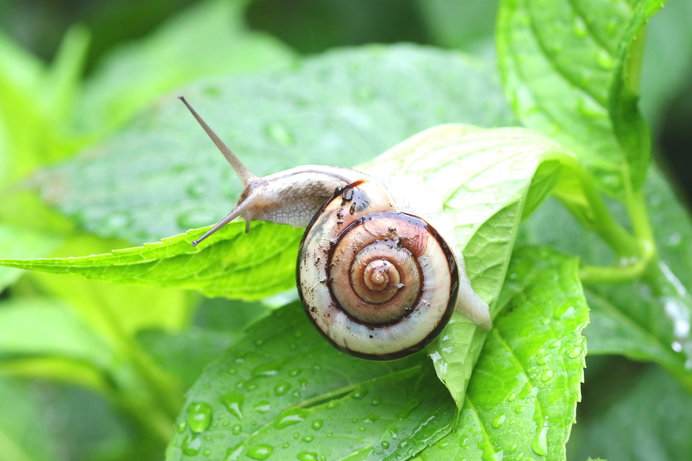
left=371, top=397, right=382, bottom=406
left=182, top=434, right=203, bottom=456
left=289, top=368, right=302, bottom=377
left=274, top=409, right=308, bottom=429
left=176, top=419, right=187, bottom=433
left=352, top=389, right=367, bottom=399
left=514, top=405, right=525, bottom=414
left=532, top=424, right=548, bottom=456
left=227, top=368, right=237, bottom=375
left=265, top=122, right=295, bottom=146
left=253, top=400, right=272, bottom=414
left=187, top=402, right=213, bottom=433
left=302, top=435, right=314, bottom=443
left=381, top=441, right=390, bottom=449
left=297, top=452, right=318, bottom=461
left=253, top=362, right=281, bottom=377
left=274, top=381, right=292, bottom=396
left=508, top=392, right=517, bottom=402
left=220, top=392, right=244, bottom=420
left=246, top=382, right=258, bottom=391
left=232, top=424, right=242, bottom=435
left=247, top=444, right=274, bottom=460
left=311, top=419, right=324, bottom=431
left=358, top=426, right=366, bottom=432
left=540, top=370, right=554, bottom=382
left=492, top=415, right=506, bottom=428
left=576, top=97, right=605, bottom=119
left=281, top=442, right=289, bottom=448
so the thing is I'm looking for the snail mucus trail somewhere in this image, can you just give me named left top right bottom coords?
left=179, top=96, right=491, bottom=360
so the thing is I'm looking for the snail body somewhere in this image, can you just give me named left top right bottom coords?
left=180, top=97, right=491, bottom=360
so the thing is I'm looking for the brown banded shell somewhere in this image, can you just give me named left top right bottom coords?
left=297, top=179, right=459, bottom=360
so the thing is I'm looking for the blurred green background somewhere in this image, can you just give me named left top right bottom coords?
left=0, top=1, right=691, bottom=460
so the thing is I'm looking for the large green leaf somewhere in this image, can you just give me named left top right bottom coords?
left=36, top=45, right=513, bottom=243
left=497, top=0, right=662, bottom=196
left=166, top=302, right=456, bottom=460
left=521, top=168, right=692, bottom=388
left=76, top=0, right=295, bottom=134
left=416, top=247, right=589, bottom=460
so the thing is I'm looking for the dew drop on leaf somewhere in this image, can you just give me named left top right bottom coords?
left=253, top=400, right=272, bottom=414
left=371, top=396, right=382, bottom=406
left=274, top=381, right=291, bottom=396
left=176, top=419, right=187, bottom=433
left=381, top=441, right=390, bottom=449
left=182, top=434, right=203, bottom=456
left=311, top=419, right=324, bottom=431
left=492, top=414, right=506, bottom=428
left=302, top=435, right=314, bottom=443
left=220, top=391, right=244, bottom=420
left=187, top=402, right=213, bottom=433
left=352, top=389, right=367, bottom=399
left=297, top=452, right=318, bottom=461
left=540, top=370, right=554, bottom=382
left=246, top=444, right=274, bottom=460
left=274, top=409, right=307, bottom=429
left=231, top=424, right=242, bottom=435
left=532, top=423, right=548, bottom=456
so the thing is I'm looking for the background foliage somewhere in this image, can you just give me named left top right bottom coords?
left=0, top=0, right=691, bottom=460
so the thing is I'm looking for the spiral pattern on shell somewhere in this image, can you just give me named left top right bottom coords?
left=297, top=179, right=458, bottom=360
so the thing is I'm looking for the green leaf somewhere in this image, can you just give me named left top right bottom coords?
left=37, top=45, right=513, bottom=242
left=416, top=247, right=589, bottom=460
left=76, top=0, right=295, bottom=134
left=568, top=366, right=692, bottom=461
left=0, top=224, right=59, bottom=291
left=497, top=0, right=663, bottom=196
left=520, top=168, right=692, bottom=388
left=0, top=222, right=302, bottom=301
left=166, top=303, right=455, bottom=460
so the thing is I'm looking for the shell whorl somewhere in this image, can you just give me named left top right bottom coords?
left=297, top=179, right=458, bottom=360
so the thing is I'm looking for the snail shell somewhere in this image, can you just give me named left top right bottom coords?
left=298, top=179, right=459, bottom=360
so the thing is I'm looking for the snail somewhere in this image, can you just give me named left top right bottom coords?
left=179, top=96, right=491, bottom=360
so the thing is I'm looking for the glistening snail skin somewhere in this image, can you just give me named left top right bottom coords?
left=178, top=96, right=491, bottom=360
